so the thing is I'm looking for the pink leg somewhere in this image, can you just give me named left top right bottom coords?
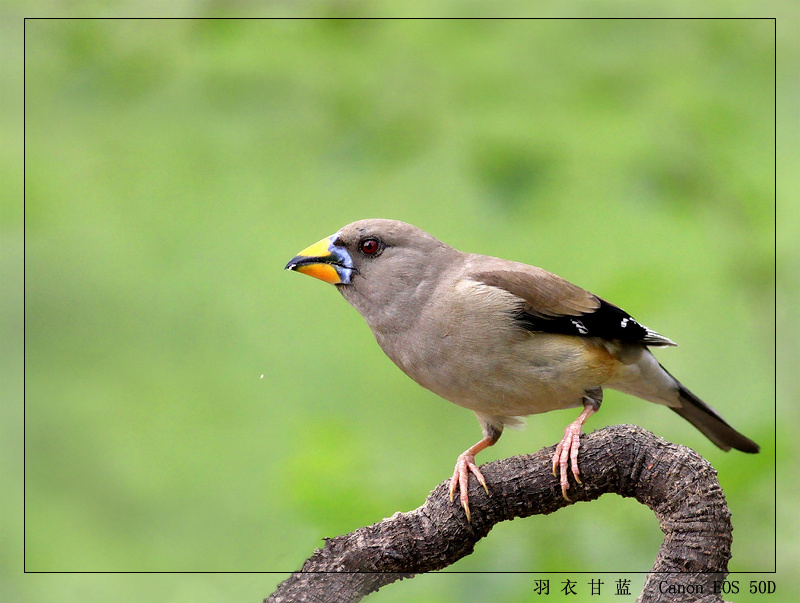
left=551, top=390, right=602, bottom=501
left=449, top=436, right=495, bottom=522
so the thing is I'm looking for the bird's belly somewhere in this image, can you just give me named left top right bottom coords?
left=383, top=330, right=617, bottom=418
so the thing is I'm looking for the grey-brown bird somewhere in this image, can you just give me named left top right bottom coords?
left=285, top=219, right=759, bottom=520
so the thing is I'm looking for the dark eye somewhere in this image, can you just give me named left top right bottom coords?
left=358, top=237, right=381, bottom=255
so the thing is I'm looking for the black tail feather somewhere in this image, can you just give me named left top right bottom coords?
left=671, top=384, right=760, bottom=453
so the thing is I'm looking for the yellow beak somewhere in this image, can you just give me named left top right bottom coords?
left=285, top=234, right=354, bottom=285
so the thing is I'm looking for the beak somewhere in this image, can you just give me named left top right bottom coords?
left=284, top=234, right=354, bottom=285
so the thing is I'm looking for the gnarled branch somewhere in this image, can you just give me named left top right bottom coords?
left=267, top=424, right=733, bottom=603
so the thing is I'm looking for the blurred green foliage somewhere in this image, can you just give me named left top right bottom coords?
left=9, top=9, right=793, bottom=603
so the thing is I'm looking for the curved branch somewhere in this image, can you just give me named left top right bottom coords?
left=267, top=425, right=733, bottom=603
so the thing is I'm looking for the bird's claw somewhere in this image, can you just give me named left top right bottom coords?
left=551, top=421, right=584, bottom=501
left=449, top=452, right=488, bottom=522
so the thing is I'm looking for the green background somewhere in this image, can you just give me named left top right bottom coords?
left=6, top=6, right=795, bottom=603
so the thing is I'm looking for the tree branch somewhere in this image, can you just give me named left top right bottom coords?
left=267, top=424, right=733, bottom=603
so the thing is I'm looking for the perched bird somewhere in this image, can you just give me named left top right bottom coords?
left=285, top=219, right=759, bottom=520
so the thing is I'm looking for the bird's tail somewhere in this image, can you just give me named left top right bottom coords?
left=665, top=369, right=760, bottom=453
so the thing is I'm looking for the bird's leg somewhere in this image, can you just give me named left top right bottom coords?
left=449, top=424, right=501, bottom=522
left=552, top=387, right=603, bottom=501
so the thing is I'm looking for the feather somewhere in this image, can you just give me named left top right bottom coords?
left=473, top=267, right=676, bottom=346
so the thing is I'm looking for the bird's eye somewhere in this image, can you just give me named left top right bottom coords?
left=359, top=237, right=381, bottom=255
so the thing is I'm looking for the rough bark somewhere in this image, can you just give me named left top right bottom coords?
left=267, top=424, right=733, bottom=603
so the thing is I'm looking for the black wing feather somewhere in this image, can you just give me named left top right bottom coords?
left=514, top=298, right=675, bottom=346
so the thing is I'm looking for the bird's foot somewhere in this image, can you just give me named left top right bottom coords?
left=551, top=421, right=584, bottom=501
left=551, top=396, right=600, bottom=501
left=449, top=452, right=489, bottom=522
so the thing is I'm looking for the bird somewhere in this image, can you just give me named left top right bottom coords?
left=284, top=219, right=760, bottom=521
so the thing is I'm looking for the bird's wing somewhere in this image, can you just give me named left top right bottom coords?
left=472, top=265, right=676, bottom=346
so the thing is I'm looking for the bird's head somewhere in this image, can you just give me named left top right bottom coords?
left=285, top=219, right=455, bottom=318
